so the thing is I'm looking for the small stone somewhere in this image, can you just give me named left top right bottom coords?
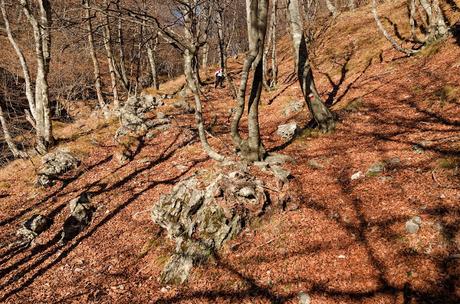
left=405, top=217, right=421, bottom=234
left=298, top=292, right=311, bottom=304
left=308, top=159, right=324, bottom=169
left=351, top=171, right=364, bottom=180
left=338, top=254, right=346, bottom=259
left=138, top=157, right=151, bottom=164
left=160, top=287, right=168, bottom=293
left=265, top=154, right=295, bottom=166
left=156, top=112, right=166, bottom=119
left=385, top=157, right=401, bottom=166
left=366, top=162, right=385, bottom=176
left=412, top=216, right=422, bottom=225
left=238, top=187, right=256, bottom=198
left=276, top=122, right=298, bottom=140
left=283, top=100, right=304, bottom=116
left=270, top=165, right=291, bottom=183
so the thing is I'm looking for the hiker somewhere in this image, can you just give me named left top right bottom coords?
left=214, top=68, right=224, bottom=88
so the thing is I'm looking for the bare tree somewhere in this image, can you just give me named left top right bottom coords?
left=372, top=0, right=449, bottom=56
left=263, top=0, right=278, bottom=90
left=83, top=0, right=109, bottom=118
left=1, top=0, right=54, bottom=153
left=231, top=0, right=269, bottom=161
left=325, top=0, right=338, bottom=17
left=147, top=34, right=159, bottom=90
left=102, top=0, right=120, bottom=109
left=287, top=0, right=335, bottom=131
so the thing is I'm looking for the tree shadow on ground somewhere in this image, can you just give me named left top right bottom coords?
left=0, top=129, right=206, bottom=301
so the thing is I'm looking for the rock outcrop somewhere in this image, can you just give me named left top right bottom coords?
left=152, top=169, right=268, bottom=284
left=17, top=214, right=52, bottom=243
left=60, top=193, right=95, bottom=244
left=36, top=150, right=80, bottom=187
left=115, top=94, right=170, bottom=164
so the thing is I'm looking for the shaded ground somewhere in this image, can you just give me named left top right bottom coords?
left=1, top=2, right=460, bottom=303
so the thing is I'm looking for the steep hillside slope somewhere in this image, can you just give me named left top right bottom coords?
left=1, top=1, right=459, bottom=303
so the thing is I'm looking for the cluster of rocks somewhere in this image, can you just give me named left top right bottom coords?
left=151, top=169, right=268, bottom=284
left=115, top=94, right=171, bottom=164
left=36, top=150, right=80, bottom=187
left=15, top=193, right=94, bottom=246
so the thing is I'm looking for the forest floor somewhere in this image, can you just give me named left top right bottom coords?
left=1, top=2, right=460, bottom=303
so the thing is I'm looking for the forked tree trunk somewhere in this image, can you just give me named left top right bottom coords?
left=287, top=0, right=335, bottom=132
left=84, top=0, right=109, bottom=118
left=182, top=1, right=225, bottom=162
left=19, top=0, right=53, bottom=152
left=231, top=0, right=268, bottom=161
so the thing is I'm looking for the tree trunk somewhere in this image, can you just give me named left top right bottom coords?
left=419, top=0, right=448, bottom=40
left=116, top=11, right=130, bottom=91
left=1, top=0, right=36, bottom=121
left=102, top=12, right=120, bottom=109
left=216, top=8, right=227, bottom=72
left=147, top=35, right=159, bottom=90
left=408, top=0, right=420, bottom=42
left=287, top=0, right=335, bottom=132
left=84, top=0, right=109, bottom=118
left=182, top=1, right=225, bottom=162
left=20, top=0, right=53, bottom=152
left=0, top=104, right=26, bottom=158
left=325, top=0, right=338, bottom=17
left=232, top=0, right=268, bottom=161
left=348, top=0, right=356, bottom=11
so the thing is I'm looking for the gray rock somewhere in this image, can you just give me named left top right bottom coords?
left=60, top=193, right=94, bottom=244
left=17, top=214, right=52, bottom=241
left=308, top=159, right=324, bottom=169
left=253, top=161, right=269, bottom=171
left=156, top=112, right=166, bottom=119
left=366, top=162, right=385, bottom=176
left=238, top=186, right=256, bottom=198
left=270, top=165, right=291, bottom=183
left=37, top=150, right=80, bottom=187
left=283, top=100, right=304, bottom=116
left=298, top=292, right=311, bottom=304
left=405, top=216, right=422, bottom=234
left=351, top=171, right=364, bottom=180
left=152, top=171, right=267, bottom=284
left=265, top=154, right=295, bottom=166
left=276, top=122, right=298, bottom=140
left=385, top=157, right=401, bottom=166
left=172, top=100, right=194, bottom=113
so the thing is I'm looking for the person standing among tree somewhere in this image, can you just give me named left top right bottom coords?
left=215, top=68, right=224, bottom=88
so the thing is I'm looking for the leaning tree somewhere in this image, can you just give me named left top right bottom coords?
left=286, top=0, right=335, bottom=132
